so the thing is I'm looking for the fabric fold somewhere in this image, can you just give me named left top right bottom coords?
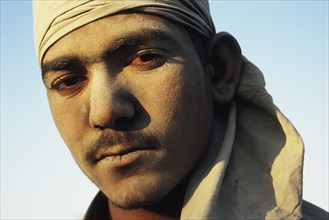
left=181, top=58, right=304, bottom=219
left=33, top=0, right=215, bottom=65
left=181, top=102, right=236, bottom=219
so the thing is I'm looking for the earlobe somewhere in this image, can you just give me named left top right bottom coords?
left=207, top=32, right=242, bottom=104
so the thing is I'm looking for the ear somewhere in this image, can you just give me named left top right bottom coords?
left=207, top=32, right=242, bottom=103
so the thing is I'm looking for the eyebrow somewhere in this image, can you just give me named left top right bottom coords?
left=41, top=29, right=180, bottom=79
left=104, top=29, right=179, bottom=55
left=42, top=57, right=82, bottom=79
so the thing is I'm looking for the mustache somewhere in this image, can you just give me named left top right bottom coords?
left=85, top=130, right=160, bottom=165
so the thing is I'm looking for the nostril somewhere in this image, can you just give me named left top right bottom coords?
left=91, top=106, right=135, bottom=130
left=90, top=99, right=136, bottom=131
left=94, top=124, right=105, bottom=130
left=112, top=117, right=135, bottom=131
left=91, top=96, right=151, bottom=131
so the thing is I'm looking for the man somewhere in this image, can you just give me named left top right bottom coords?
left=33, top=1, right=328, bottom=219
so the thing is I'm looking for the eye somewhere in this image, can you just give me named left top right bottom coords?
left=127, top=50, right=166, bottom=71
left=51, top=74, right=87, bottom=96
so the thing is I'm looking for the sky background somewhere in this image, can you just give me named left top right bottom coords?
left=1, top=1, right=328, bottom=219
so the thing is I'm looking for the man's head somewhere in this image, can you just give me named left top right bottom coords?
left=34, top=0, right=241, bottom=210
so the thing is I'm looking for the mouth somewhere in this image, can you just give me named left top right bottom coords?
left=97, top=145, right=157, bottom=167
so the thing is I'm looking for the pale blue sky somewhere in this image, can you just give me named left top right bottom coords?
left=1, top=1, right=328, bottom=219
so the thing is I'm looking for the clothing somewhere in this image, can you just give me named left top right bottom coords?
left=84, top=193, right=329, bottom=219
left=33, top=0, right=215, bottom=65
left=180, top=58, right=305, bottom=219
left=302, top=201, right=329, bottom=220
left=83, top=58, right=328, bottom=219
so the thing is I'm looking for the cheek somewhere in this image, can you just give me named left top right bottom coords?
left=47, top=94, right=89, bottom=150
left=143, top=64, right=213, bottom=149
left=150, top=66, right=211, bottom=127
left=141, top=73, right=185, bottom=126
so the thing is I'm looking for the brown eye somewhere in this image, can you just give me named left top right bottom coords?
left=128, top=50, right=166, bottom=71
left=131, top=54, right=158, bottom=65
left=51, top=74, right=87, bottom=96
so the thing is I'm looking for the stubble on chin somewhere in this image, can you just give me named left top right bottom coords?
left=106, top=176, right=169, bottom=210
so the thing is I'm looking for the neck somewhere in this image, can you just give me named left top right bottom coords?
left=109, top=176, right=189, bottom=220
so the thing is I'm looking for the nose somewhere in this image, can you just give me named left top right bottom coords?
left=88, top=68, right=135, bottom=130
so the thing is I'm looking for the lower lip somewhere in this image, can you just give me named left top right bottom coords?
left=101, top=150, right=147, bottom=168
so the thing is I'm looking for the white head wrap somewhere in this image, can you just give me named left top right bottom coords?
left=33, top=0, right=215, bottom=65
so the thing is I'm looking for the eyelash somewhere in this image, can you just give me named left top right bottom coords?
left=50, top=74, right=87, bottom=96
left=126, top=49, right=166, bottom=70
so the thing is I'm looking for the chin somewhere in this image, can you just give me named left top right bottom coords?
left=109, top=193, right=163, bottom=210
left=103, top=177, right=173, bottom=210
left=107, top=179, right=169, bottom=210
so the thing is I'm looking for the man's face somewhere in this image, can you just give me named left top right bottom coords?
left=42, top=13, right=214, bottom=209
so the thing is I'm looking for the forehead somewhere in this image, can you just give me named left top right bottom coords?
left=43, top=13, right=190, bottom=64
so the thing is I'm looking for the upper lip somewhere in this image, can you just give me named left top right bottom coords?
left=96, top=145, right=156, bottom=161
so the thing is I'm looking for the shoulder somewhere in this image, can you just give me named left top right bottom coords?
left=302, top=200, right=329, bottom=220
